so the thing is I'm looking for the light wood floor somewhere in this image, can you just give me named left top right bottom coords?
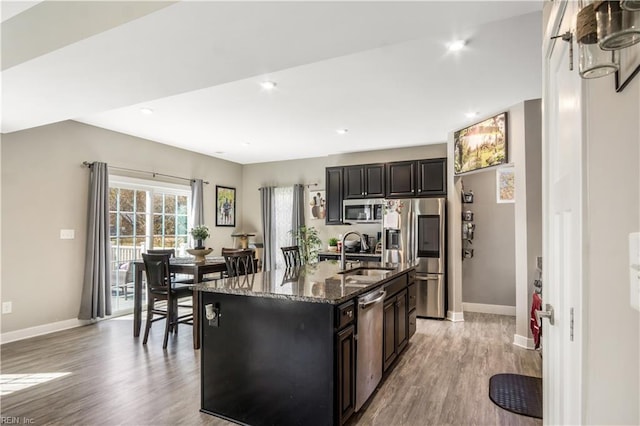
left=0, top=312, right=541, bottom=426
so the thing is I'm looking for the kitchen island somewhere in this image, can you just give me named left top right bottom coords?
left=193, top=260, right=417, bottom=426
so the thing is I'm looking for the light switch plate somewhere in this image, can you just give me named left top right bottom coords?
left=2, top=301, right=12, bottom=314
left=630, top=232, right=640, bottom=311
left=60, top=229, right=75, bottom=239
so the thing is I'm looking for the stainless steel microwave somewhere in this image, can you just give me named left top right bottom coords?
left=343, top=199, right=384, bottom=223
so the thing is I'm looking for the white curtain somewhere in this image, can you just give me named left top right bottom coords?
left=79, top=162, right=112, bottom=320
left=274, top=187, right=293, bottom=270
left=190, top=179, right=204, bottom=247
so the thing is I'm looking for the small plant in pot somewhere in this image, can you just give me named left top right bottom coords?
left=190, top=225, right=210, bottom=249
left=328, top=237, right=338, bottom=252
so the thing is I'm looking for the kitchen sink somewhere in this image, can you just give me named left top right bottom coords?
left=338, top=267, right=395, bottom=277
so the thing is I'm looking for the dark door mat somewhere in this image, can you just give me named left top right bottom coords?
left=489, top=373, right=542, bottom=419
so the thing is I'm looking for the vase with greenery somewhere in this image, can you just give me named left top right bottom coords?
left=291, top=226, right=322, bottom=264
left=328, top=237, right=338, bottom=252
left=190, top=225, right=210, bottom=249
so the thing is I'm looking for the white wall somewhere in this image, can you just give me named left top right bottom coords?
left=1, top=121, right=243, bottom=335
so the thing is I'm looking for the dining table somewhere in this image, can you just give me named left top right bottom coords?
left=132, top=256, right=228, bottom=349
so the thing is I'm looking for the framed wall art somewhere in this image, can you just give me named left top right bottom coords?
left=496, top=166, right=515, bottom=203
left=309, top=190, right=326, bottom=220
left=216, top=185, right=236, bottom=227
left=454, top=112, right=508, bottom=175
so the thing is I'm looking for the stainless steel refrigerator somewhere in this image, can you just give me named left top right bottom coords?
left=382, top=198, right=446, bottom=319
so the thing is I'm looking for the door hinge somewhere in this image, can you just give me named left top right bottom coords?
left=570, top=307, right=574, bottom=342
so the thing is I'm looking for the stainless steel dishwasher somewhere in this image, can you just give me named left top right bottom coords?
left=355, top=288, right=386, bottom=411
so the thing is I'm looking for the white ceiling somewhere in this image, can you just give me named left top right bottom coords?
left=1, top=1, right=543, bottom=165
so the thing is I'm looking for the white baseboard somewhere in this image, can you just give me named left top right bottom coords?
left=447, top=310, right=465, bottom=322
left=462, top=302, right=516, bottom=316
left=0, top=318, right=93, bottom=345
left=513, top=334, right=536, bottom=349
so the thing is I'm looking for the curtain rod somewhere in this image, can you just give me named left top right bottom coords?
left=82, top=161, right=209, bottom=184
left=258, top=183, right=319, bottom=191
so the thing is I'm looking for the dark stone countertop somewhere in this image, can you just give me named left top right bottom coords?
left=317, top=250, right=381, bottom=257
left=192, top=260, right=415, bottom=305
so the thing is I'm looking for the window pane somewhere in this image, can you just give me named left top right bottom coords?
left=153, top=194, right=163, bottom=214
left=109, top=188, right=118, bottom=212
left=135, top=191, right=147, bottom=212
left=176, top=236, right=188, bottom=246
left=165, top=215, right=176, bottom=235
left=164, top=194, right=176, bottom=214
left=152, top=236, right=163, bottom=247
left=164, top=237, right=176, bottom=248
left=136, top=214, right=146, bottom=236
left=177, top=195, right=188, bottom=215
left=120, top=237, right=135, bottom=246
left=119, top=213, right=134, bottom=236
left=110, top=213, right=117, bottom=236
left=153, top=215, right=163, bottom=235
left=120, top=189, right=134, bottom=212
left=176, top=215, right=188, bottom=235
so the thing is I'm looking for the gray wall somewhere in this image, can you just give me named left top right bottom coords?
left=1, top=121, right=243, bottom=334
left=460, top=169, right=515, bottom=306
left=241, top=144, right=447, bottom=247
left=583, top=61, right=639, bottom=425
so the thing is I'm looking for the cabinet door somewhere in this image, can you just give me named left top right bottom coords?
left=396, top=290, right=408, bottom=353
left=326, top=167, right=344, bottom=225
left=364, top=164, right=385, bottom=198
left=383, top=298, right=397, bottom=372
left=408, top=310, right=417, bottom=339
left=386, top=161, right=416, bottom=198
left=343, top=166, right=365, bottom=199
left=417, top=158, right=447, bottom=196
left=337, top=325, right=355, bottom=425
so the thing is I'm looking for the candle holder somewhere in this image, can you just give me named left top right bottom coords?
left=596, top=1, right=640, bottom=50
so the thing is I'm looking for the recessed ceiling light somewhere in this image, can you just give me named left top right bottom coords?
left=260, top=81, right=277, bottom=91
left=448, top=40, right=466, bottom=52
left=140, top=107, right=154, bottom=115
left=214, top=151, right=225, bottom=155
left=241, top=142, right=251, bottom=147
left=336, top=129, right=349, bottom=135
left=465, top=111, right=478, bottom=119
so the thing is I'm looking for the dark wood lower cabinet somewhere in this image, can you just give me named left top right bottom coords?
left=337, top=325, right=355, bottom=425
left=396, top=289, right=408, bottom=354
left=383, top=289, right=408, bottom=372
left=383, top=298, right=398, bottom=371
left=408, top=309, right=417, bottom=339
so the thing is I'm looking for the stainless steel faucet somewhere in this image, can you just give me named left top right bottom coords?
left=341, top=231, right=366, bottom=270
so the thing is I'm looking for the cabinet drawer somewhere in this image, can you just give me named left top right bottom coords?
left=384, top=274, right=407, bottom=299
left=408, top=269, right=416, bottom=284
left=408, top=283, right=417, bottom=311
left=337, top=301, right=355, bottom=329
left=409, top=309, right=417, bottom=339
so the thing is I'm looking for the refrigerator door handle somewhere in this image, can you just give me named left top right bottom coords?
left=416, top=275, right=440, bottom=281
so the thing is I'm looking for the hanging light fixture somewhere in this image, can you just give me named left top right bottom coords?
left=577, top=2, right=619, bottom=78
left=594, top=1, right=640, bottom=50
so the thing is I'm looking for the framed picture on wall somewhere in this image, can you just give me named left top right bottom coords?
left=309, top=190, right=326, bottom=220
left=454, top=111, right=508, bottom=175
left=216, top=185, right=236, bottom=227
left=496, top=166, right=515, bottom=203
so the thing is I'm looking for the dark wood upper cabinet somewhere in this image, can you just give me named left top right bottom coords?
left=386, top=158, right=447, bottom=198
left=417, top=158, right=447, bottom=196
left=326, top=167, right=344, bottom=225
left=385, top=161, right=416, bottom=198
left=343, top=164, right=385, bottom=199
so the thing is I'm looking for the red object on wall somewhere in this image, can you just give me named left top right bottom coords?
left=530, top=293, right=542, bottom=349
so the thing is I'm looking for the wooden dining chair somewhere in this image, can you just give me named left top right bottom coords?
left=141, top=253, right=193, bottom=349
left=281, top=245, right=303, bottom=268
left=147, top=248, right=195, bottom=283
left=223, top=249, right=256, bottom=277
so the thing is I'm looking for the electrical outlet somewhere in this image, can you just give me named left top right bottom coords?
left=60, top=229, right=75, bottom=239
left=2, top=301, right=12, bottom=314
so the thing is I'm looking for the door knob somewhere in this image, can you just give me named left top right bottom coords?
left=535, top=303, right=554, bottom=326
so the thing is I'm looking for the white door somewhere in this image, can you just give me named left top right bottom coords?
left=542, top=1, right=583, bottom=424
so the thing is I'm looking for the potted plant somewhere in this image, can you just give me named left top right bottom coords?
left=190, top=225, right=210, bottom=249
left=328, top=237, right=338, bottom=252
left=291, top=226, right=322, bottom=264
